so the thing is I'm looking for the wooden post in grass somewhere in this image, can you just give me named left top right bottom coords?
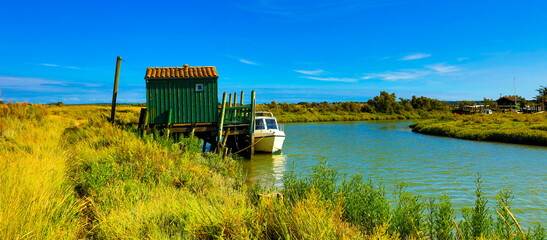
left=110, top=56, right=122, bottom=123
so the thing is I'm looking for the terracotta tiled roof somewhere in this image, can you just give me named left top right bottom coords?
left=145, top=64, right=218, bottom=79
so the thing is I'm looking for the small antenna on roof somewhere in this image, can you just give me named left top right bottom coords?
left=514, top=77, right=517, bottom=111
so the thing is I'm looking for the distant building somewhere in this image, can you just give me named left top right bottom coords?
left=496, top=96, right=524, bottom=111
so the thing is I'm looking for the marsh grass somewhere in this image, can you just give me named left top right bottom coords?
left=0, top=103, right=81, bottom=239
left=1, top=103, right=545, bottom=239
left=410, top=112, right=547, bottom=146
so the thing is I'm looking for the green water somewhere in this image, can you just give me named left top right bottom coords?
left=241, top=121, right=547, bottom=226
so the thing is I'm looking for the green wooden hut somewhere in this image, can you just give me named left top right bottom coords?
left=145, top=64, right=219, bottom=124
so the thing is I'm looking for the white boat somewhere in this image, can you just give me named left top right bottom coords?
left=253, top=111, right=285, bottom=153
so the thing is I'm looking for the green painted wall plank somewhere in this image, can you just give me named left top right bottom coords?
left=146, top=77, right=218, bottom=124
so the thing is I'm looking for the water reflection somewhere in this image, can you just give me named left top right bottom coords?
left=242, top=153, right=287, bottom=187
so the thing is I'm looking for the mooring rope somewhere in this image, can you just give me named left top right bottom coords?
left=233, top=136, right=266, bottom=154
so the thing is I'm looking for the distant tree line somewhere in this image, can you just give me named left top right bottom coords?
left=262, top=91, right=448, bottom=115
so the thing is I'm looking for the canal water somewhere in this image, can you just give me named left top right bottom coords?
left=241, top=121, right=547, bottom=226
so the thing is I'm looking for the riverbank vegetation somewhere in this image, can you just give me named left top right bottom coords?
left=1, top=102, right=545, bottom=239
left=257, top=91, right=450, bottom=123
left=410, top=112, right=547, bottom=146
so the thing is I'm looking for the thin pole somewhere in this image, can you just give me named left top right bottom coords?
left=542, top=86, right=545, bottom=112
left=514, top=77, right=517, bottom=111
left=111, top=56, right=122, bottom=122
left=240, top=91, right=244, bottom=105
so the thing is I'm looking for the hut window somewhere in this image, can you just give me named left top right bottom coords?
left=195, top=84, right=204, bottom=92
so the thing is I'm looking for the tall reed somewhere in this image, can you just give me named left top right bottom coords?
left=0, top=103, right=82, bottom=239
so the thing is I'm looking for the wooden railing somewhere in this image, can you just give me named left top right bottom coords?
left=223, top=105, right=253, bottom=125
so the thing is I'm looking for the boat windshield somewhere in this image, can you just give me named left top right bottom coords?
left=255, top=119, right=265, bottom=130
left=265, top=119, right=278, bottom=130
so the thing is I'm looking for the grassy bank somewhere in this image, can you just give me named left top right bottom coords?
left=1, top=103, right=545, bottom=239
left=410, top=113, right=547, bottom=146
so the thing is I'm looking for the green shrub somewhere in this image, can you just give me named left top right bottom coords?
left=494, top=189, right=515, bottom=239
left=460, top=173, right=492, bottom=239
left=338, top=174, right=390, bottom=233
left=435, top=195, right=454, bottom=240
left=391, top=182, right=424, bottom=239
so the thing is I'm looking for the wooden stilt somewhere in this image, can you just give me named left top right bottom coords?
left=217, top=93, right=227, bottom=151
left=223, top=147, right=228, bottom=160
left=142, top=109, right=149, bottom=136
left=166, top=109, right=172, bottom=141
left=222, top=128, right=230, bottom=149
left=250, top=90, right=256, bottom=157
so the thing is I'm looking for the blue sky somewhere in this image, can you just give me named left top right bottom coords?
left=1, top=0, right=546, bottom=104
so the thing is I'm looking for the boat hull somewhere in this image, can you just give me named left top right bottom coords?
left=253, top=134, right=285, bottom=153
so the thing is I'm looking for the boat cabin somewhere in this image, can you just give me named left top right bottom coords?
left=254, top=112, right=280, bottom=131
left=255, top=117, right=279, bottom=131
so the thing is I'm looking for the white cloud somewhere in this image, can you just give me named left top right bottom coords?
left=41, top=63, right=59, bottom=67
left=0, top=76, right=65, bottom=92
left=457, top=57, right=469, bottom=61
left=427, top=63, right=460, bottom=73
left=239, top=59, right=257, bottom=65
left=294, top=69, right=324, bottom=75
left=0, top=75, right=101, bottom=93
left=400, top=53, right=431, bottom=61
left=304, top=76, right=357, bottom=83
left=40, top=63, right=80, bottom=69
left=364, top=70, right=430, bottom=81
left=362, top=63, right=460, bottom=81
